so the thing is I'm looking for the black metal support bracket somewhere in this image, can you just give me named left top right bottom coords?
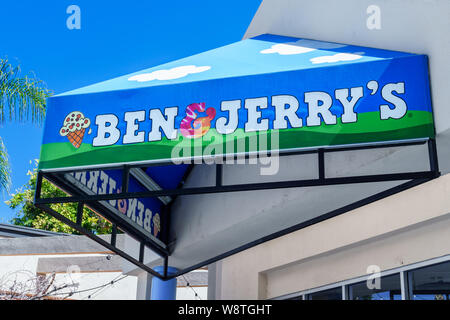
left=33, top=139, right=440, bottom=281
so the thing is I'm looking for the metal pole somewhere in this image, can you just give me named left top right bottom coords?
left=76, top=202, right=84, bottom=226
left=428, top=139, right=440, bottom=175
left=318, top=149, right=325, bottom=180
left=216, top=164, right=223, bottom=187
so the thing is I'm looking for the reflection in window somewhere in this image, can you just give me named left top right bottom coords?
left=349, top=274, right=402, bottom=300
left=308, top=287, right=342, bottom=300
left=409, top=261, right=450, bottom=300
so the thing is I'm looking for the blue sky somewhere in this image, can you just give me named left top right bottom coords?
left=0, top=0, right=261, bottom=222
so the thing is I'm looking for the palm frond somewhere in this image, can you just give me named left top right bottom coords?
left=0, top=137, right=11, bottom=192
left=0, top=58, right=52, bottom=124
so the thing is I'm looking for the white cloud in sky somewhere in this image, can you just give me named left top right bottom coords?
left=310, top=52, right=365, bottom=64
left=128, top=65, right=211, bottom=82
left=261, top=39, right=346, bottom=55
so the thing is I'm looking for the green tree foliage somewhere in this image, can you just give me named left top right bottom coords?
left=7, top=160, right=112, bottom=235
left=0, top=58, right=52, bottom=192
left=0, top=58, right=49, bottom=123
left=0, top=138, right=11, bottom=193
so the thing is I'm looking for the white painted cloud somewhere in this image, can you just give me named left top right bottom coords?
left=261, top=39, right=346, bottom=55
left=310, top=52, right=365, bottom=64
left=128, top=65, right=211, bottom=82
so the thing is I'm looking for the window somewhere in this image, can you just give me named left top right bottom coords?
left=408, top=261, right=450, bottom=300
left=308, top=287, right=342, bottom=300
left=349, top=273, right=401, bottom=300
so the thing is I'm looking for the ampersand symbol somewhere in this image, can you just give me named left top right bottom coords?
left=180, top=103, right=216, bottom=139
left=116, top=188, right=127, bottom=214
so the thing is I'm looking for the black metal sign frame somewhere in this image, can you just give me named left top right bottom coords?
left=34, top=138, right=440, bottom=280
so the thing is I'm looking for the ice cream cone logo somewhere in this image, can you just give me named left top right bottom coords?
left=152, top=213, right=161, bottom=237
left=60, top=111, right=91, bottom=149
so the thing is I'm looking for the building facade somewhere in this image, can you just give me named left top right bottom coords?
left=207, top=0, right=450, bottom=300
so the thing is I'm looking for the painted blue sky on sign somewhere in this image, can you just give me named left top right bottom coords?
left=60, top=34, right=417, bottom=96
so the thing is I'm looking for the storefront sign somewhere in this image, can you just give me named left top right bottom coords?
left=39, top=35, right=434, bottom=171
